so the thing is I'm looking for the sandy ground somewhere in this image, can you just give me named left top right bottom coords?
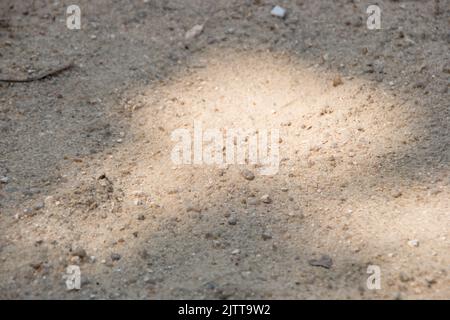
left=0, top=0, right=449, bottom=299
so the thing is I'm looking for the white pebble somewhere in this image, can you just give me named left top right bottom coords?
left=185, top=24, right=203, bottom=39
left=271, top=5, right=286, bottom=18
left=407, top=239, right=419, bottom=247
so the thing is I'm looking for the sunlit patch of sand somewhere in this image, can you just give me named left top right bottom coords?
left=2, top=48, right=448, bottom=299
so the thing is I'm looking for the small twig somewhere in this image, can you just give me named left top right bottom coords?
left=0, top=61, right=74, bottom=83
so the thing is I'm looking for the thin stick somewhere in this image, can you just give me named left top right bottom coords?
left=0, top=62, right=74, bottom=83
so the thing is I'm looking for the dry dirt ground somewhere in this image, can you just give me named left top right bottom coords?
left=0, top=0, right=449, bottom=299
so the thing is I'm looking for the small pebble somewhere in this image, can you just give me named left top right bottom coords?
left=228, top=216, right=237, bottom=225
left=425, top=277, right=436, bottom=287
left=241, top=169, right=255, bottom=181
left=262, top=231, right=272, bottom=241
left=70, top=256, right=81, bottom=264
left=308, top=255, right=333, bottom=269
left=392, top=190, right=403, bottom=198
left=407, top=239, right=419, bottom=247
left=260, top=194, right=272, bottom=204
left=270, top=5, right=286, bottom=18
left=111, top=253, right=121, bottom=261
left=34, top=201, right=45, bottom=211
left=72, top=247, right=87, bottom=259
left=332, top=75, right=343, bottom=87
left=185, top=24, right=203, bottom=39
left=399, top=272, right=412, bottom=282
